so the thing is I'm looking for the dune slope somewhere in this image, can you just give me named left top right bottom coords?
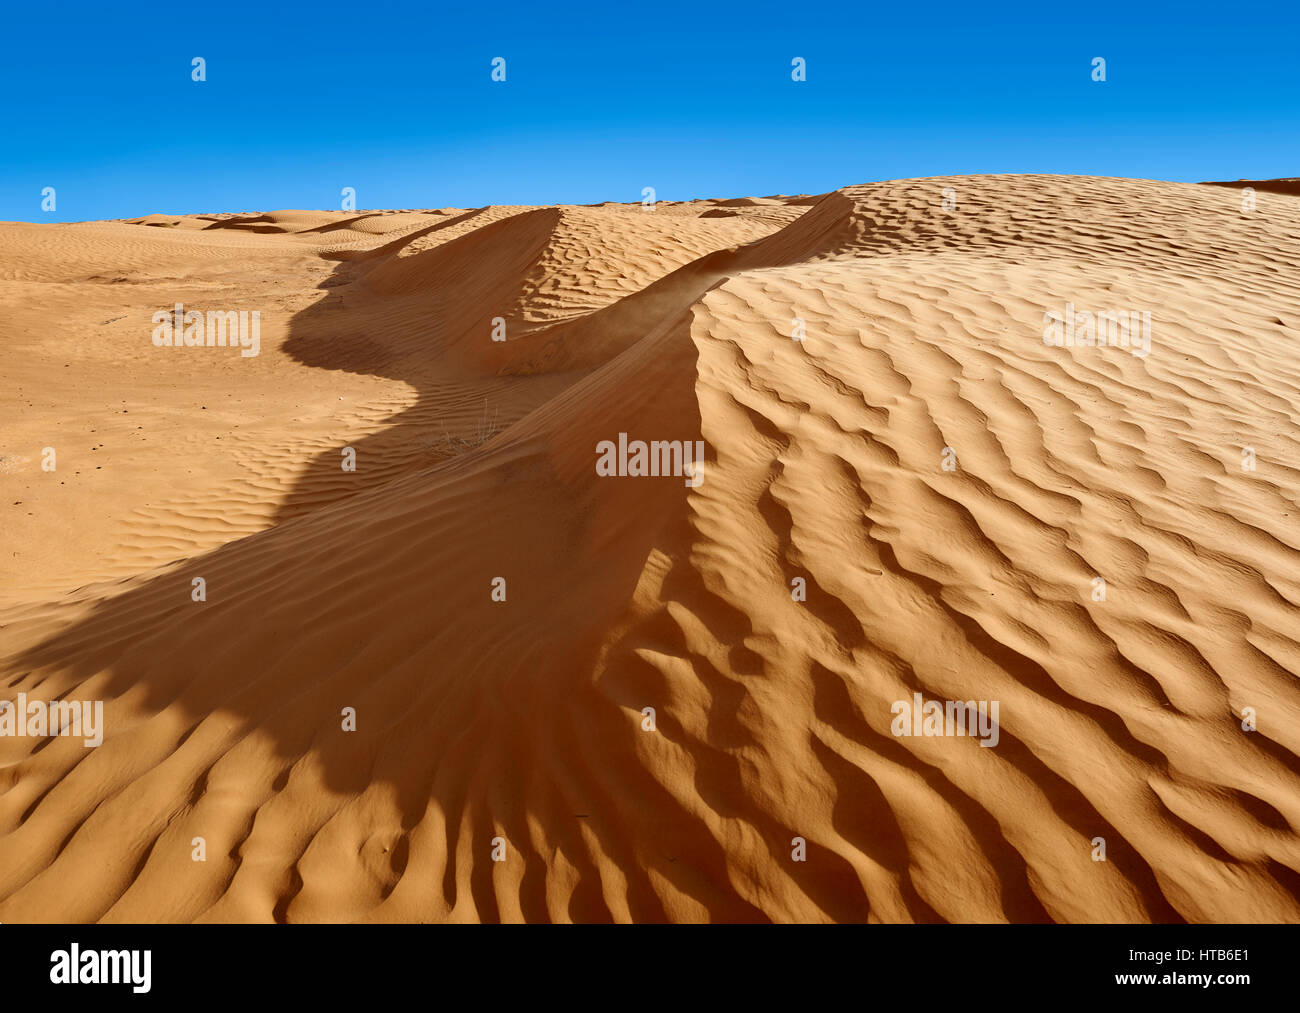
left=1, top=176, right=1299, bottom=923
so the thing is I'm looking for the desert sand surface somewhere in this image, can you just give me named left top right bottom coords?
left=1, top=175, right=1299, bottom=923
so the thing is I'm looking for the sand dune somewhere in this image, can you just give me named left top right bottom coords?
left=2, top=176, right=1299, bottom=922
left=1203, top=178, right=1300, bottom=198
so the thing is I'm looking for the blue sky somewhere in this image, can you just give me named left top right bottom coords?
left=4, top=1, right=1296, bottom=222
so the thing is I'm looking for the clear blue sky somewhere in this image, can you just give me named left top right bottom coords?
left=5, top=0, right=1297, bottom=222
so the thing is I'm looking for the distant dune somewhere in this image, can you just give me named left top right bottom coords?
left=2, top=175, right=1299, bottom=923
left=1202, top=178, right=1300, bottom=197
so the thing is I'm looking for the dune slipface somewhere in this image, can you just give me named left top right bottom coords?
left=1, top=176, right=1298, bottom=923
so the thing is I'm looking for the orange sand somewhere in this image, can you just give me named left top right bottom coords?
left=2, top=176, right=1298, bottom=922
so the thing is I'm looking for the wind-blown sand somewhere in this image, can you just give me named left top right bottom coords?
left=1, top=175, right=1298, bottom=923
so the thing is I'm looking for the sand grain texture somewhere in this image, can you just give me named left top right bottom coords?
left=2, top=176, right=1299, bottom=923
